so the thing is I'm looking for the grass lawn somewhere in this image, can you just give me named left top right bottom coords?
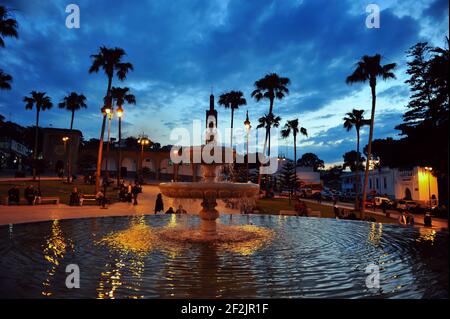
left=255, top=197, right=396, bottom=224
left=0, top=180, right=117, bottom=205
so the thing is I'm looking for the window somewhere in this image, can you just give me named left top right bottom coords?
left=376, top=178, right=379, bottom=190
left=383, top=177, right=387, bottom=189
left=369, top=178, right=372, bottom=189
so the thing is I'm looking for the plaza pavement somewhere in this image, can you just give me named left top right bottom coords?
left=301, top=198, right=448, bottom=230
left=0, top=184, right=448, bottom=230
left=0, top=185, right=240, bottom=225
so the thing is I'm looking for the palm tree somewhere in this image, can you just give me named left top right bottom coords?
left=89, top=46, right=133, bottom=192
left=0, top=69, right=12, bottom=90
left=0, top=6, right=18, bottom=48
left=58, top=92, right=87, bottom=182
left=257, top=113, right=281, bottom=188
left=218, top=90, right=247, bottom=148
left=251, top=73, right=290, bottom=115
left=110, top=86, right=136, bottom=186
left=23, top=91, right=53, bottom=180
left=346, top=54, right=396, bottom=216
left=257, top=113, right=281, bottom=157
left=251, top=73, right=290, bottom=186
left=58, top=92, right=87, bottom=130
left=343, top=109, right=370, bottom=210
left=281, top=119, right=307, bottom=195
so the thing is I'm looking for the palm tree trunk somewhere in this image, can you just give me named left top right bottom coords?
left=95, top=76, right=113, bottom=192
left=230, top=108, right=234, bottom=149
left=70, top=110, right=75, bottom=130
left=293, top=134, right=297, bottom=197
left=33, top=109, right=40, bottom=180
left=67, top=110, right=75, bottom=183
left=257, top=127, right=270, bottom=186
left=268, top=97, right=274, bottom=115
left=361, top=84, right=377, bottom=219
left=95, top=115, right=107, bottom=192
left=355, top=130, right=360, bottom=211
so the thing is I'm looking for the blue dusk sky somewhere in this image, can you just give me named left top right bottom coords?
left=0, top=0, right=448, bottom=165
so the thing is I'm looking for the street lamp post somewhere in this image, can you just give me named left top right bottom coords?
left=244, top=111, right=251, bottom=182
left=62, top=136, right=69, bottom=181
left=425, top=167, right=433, bottom=209
left=137, top=134, right=151, bottom=182
left=116, top=106, right=123, bottom=187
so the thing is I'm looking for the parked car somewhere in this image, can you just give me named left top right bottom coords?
left=396, top=200, right=419, bottom=211
left=374, top=196, right=394, bottom=208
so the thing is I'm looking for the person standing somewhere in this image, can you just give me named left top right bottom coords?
left=154, top=193, right=164, bottom=214
left=381, top=200, right=389, bottom=217
left=127, top=183, right=133, bottom=203
left=424, top=212, right=433, bottom=227
left=398, top=211, right=407, bottom=225
left=132, top=183, right=140, bottom=206
left=333, top=200, right=340, bottom=219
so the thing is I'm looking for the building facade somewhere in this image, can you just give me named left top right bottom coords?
left=41, top=128, right=82, bottom=174
left=340, top=166, right=439, bottom=204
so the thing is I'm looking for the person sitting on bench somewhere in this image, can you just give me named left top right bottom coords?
left=24, top=185, right=37, bottom=205
left=69, top=187, right=81, bottom=206
left=7, top=186, right=20, bottom=205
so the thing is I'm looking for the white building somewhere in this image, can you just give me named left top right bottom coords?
left=275, top=159, right=321, bottom=186
left=340, top=166, right=438, bottom=204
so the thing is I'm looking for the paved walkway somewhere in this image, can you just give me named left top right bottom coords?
left=0, top=185, right=240, bottom=225
left=302, top=198, right=448, bottom=230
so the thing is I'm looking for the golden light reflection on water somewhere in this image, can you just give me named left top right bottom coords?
left=217, top=225, right=274, bottom=256
left=96, top=219, right=274, bottom=298
left=42, top=219, right=73, bottom=297
left=97, top=216, right=150, bottom=299
left=417, top=227, right=437, bottom=244
left=367, top=223, right=383, bottom=246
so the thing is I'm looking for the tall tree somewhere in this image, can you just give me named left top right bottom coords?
left=281, top=119, right=307, bottom=195
left=257, top=113, right=281, bottom=158
left=1, top=6, right=18, bottom=91
left=297, top=153, right=324, bottom=171
left=110, top=86, right=136, bottom=185
left=343, top=109, right=370, bottom=210
left=280, top=160, right=298, bottom=205
left=251, top=73, right=290, bottom=185
left=0, top=69, right=12, bottom=90
left=346, top=54, right=396, bottom=216
left=23, top=91, right=53, bottom=179
left=343, top=150, right=365, bottom=173
left=58, top=92, right=87, bottom=181
left=58, top=92, right=87, bottom=130
left=0, top=6, right=18, bottom=47
left=257, top=113, right=281, bottom=188
left=89, top=46, right=133, bottom=192
left=218, top=90, right=246, bottom=148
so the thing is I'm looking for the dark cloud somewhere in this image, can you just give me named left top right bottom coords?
left=0, top=0, right=447, bottom=164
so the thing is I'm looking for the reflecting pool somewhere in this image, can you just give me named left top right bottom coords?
left=0, top=215, right=447, bottom=298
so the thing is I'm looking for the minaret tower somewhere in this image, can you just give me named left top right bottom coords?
left=205, top=93, right=218, bottom=144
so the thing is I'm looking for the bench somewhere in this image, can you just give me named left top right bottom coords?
left=80, top=194, right=97, bottom=206
left=308, top=210, right=322, bottom=218
left=36, top=197, right=60, bottom=205
left=279, top=210, right=298, bottom=216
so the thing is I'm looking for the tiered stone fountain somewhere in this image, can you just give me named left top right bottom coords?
left=159, top=94, right=259, bottom=238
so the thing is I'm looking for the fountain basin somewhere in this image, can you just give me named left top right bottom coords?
left=159, top=182, right=259, bottom=199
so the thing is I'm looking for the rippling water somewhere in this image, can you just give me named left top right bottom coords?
left=0, top=214, right=447, bottom=298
